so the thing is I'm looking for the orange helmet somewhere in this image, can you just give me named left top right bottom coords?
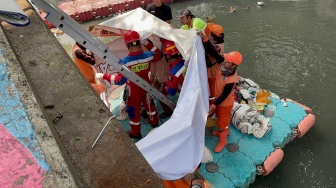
left=123, top=30, right=140, bottom=45
left=163, top=41, right=179, bottom=56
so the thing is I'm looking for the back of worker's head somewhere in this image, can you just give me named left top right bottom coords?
left=123, top=30, right=141, bottom=48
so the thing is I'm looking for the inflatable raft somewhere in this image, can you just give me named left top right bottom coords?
left=108, top=78, right=315, bottom=187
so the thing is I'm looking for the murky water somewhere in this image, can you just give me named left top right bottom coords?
left=52, top=0, right=336, bottom=187
left=170, top=1, right=336, bottom=187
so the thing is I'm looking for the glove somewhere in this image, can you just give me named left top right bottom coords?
left=208, top=104, right=216, bottom=117
left=95, top=73, right=104, bottom=79
left=95, top=73, right=114, bottom=84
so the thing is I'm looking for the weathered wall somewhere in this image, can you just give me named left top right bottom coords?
left=1, top=0, right=164, bottom=187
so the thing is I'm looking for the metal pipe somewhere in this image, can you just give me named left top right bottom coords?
left=91, top=115, right=116, bottom=149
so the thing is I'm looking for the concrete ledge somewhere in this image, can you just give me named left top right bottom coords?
left=1, top=0, right=163, bottom=187
left=1, top=25, right=76, bottom=188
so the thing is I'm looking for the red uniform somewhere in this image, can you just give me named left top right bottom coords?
left=165, top=57, right=186, bottom=96
left=103, top=50, right=159, bottom=136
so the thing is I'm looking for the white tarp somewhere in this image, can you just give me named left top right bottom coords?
left=97, top=8, right=209, bottom=180
left=0, top=0, right=30, bottom=27
left=98, top=8, right=197, bottom=61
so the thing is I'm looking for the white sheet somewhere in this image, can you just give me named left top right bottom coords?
left=136, top=37, right=209, bottom=180
left=0, top=0, right=30, bottom=27
left=96, top=8, right=209, bottom=180
left=98, top=8, right=197, bottom=62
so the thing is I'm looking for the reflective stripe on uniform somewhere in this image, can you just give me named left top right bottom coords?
left=124, top=56, right=153, bottom=67
left=147, top=111, right=157, bottom=116
left=151, top=46, right=157, bottom=52
left=130, top=120, right=141, bottom=125
left=175, top=65, right=186, bottom=77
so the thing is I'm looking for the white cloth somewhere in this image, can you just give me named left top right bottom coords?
left=137, top=37, right=208, bottom=180
left=97, top=8, right=197, bottom=61
left=231, top=102, right=271, bottom=138
left=97, top=9, right=209, bottom=180
left=0, top=0, right=30, bottom=27
left=240, top=89, right=251, bottom=99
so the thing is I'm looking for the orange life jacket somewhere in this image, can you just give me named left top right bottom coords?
left=215, top=71, right=239, bottom=107
left=207, top=43, right=224, bottom=79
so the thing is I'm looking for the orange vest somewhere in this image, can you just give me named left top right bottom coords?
left=207, top=43, right=224, bottom=79
left=72, top=45, right=95, bottom=84
left=215, top=71, right=239, bottom=107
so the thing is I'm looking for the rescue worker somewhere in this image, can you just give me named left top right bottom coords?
left=198, top=24, right=225, bottom=105
left=95, top=30, right=160, bottom=139
left=141, top=35, right=172, bottom=119
left=163, top=40, right=186, bottom=96
left=177, top=9, right=204, bottom=31
left=72, top=42, right=105, bottom=95
left=146, top=0, right=173, bottom=24
left=208, top=51, right=243, bottom=153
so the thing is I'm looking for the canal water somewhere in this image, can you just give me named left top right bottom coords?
left=52, top=0, right=336, bottom=187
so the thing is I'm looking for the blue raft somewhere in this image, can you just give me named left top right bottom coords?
left=109, top=86, right=315, bottom=188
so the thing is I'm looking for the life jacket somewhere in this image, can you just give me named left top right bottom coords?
left=215, top=71, right=239, bottom=107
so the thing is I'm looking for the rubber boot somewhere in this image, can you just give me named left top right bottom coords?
left=212, top=129, right=230, bottom=137
left=129, top=124, right=142, bottom=139
left=214, top=130, right=228, bottom=153
left=212, top=130, right=220, bottom=137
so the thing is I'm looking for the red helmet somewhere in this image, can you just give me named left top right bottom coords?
left=163, top=41, right=179, bottom=56
left=123, top=30, right=140, bottom=44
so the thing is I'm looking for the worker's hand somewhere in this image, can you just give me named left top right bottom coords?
left=197, top=31, right=209, bottom=42
left=208, top=104, right=216, bottom=117
left=95, top=73, right=104, bottom=79
left=197, top=31, right=206, bottom=38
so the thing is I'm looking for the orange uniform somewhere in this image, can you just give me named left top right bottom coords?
left=215, top=71, right=239, bottom=130
left=209, top=51, right=242, bottom=153
left=72, top=43, right=105, bottom=94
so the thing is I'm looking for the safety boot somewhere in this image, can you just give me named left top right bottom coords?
left=212, top=130, right=220, bottom=137
left=214, top=129, right=228, bottom=153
